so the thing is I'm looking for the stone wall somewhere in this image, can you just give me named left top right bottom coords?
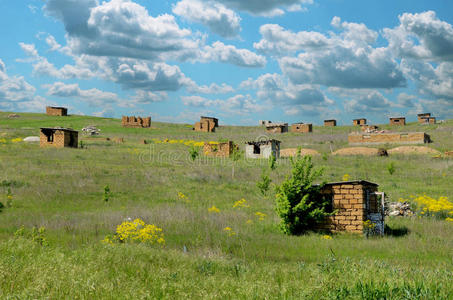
left=245, top=141, right=280, bottom=159
left=46, top=106, right=67, bottom=116
left=266, top=124, right=288, bottom=133
left=194, top=119, right=215, bottom=132
left=348, top=132, right=429, bottom=145
left=200, top=117, right=219, bottom=127
left=203, top=141, right=234, bottom=157
left=353, top=119, right=367, bottom=126
left=291, top=123, right=312, bottom=133
left=390, top=117, right=406, bottom=126
left=122, top=116, right=151, bottom=128
left=319, top=182, right=379, bottom=233
left=324, top=120, right=337, bottom=127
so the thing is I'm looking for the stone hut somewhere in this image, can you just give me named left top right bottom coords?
left=194, top=119, right=215, bottom=132
left=348, top=132, right=430, bottom=145
left=418, top=113, right=436, bottom=124
left=245, top=139, right=280, bottom=159
left=390, top=117, right=406, bottom=126
left=353, top=118, right=367, bottom=126
left=266, top=123, right=288, bottom=133
left=40, top=127, right=78, bottom=148
left=46, top=106, right=68, bottom=116
left=203, top=141, right=236, bottom=157
left=291, top=123, right=312, bottom=133
left=200, top=116, right=219, bottom=128
left=318, top=180, right=384, bottom=234
left=324, top=120, right=337, bottom=127
left=122, top=116, right=151, bottom=128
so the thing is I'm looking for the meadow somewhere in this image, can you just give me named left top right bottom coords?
left=0, top=112, right=452, bottom=299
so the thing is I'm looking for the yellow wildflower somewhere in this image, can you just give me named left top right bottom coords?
left=208, top=205, right=220, bottom=213
left=446, top=217, right=453, bottom=222
left=223, top=227, right=236, bottom=236
left=321, top=235, right=332, bottom=240
left=255, top=212, right=267, bottom=221
left=246, top=219, right=253, bottom=225
left=342, top=174, right=350, bottom=181
left=233, top=198, right=249, bottom=209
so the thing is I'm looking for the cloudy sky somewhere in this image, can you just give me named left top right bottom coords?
left=1, top=0, right=452, bottom=125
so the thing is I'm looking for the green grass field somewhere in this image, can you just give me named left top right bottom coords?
left=0, top=112, right=452, bottom=299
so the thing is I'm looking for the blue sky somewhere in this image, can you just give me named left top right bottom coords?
left=0, top=0, right=452, bottom=125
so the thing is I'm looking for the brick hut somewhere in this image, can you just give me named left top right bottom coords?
left=291, top=123, right=312, bottom=133
left=319, top=180, right=385, bottom=234
left=200, top=116, right=219, bottom=128
left=353, top=118, right=367, bottom=126
left=46, top=106, right=68, bottom=116
left=266, top=123, right=288, bottom=133
left=40, top=127, right=78, bottom=148
left=324, top=120, right=337, bottom=127
left=194, top=118, right=216, bottom=132
left=122, top=116, right=151, bottom=128
left=203, top=141, right=236, bottom=157
left=389, top=117, right=406, bottom=126
left=417, top=113, right=436, bottom=124
left=245, top=139, right=280, bottom=159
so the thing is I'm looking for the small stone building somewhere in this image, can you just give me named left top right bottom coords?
left=324, top=120, right=337, bottom=127
left=348, top=132, right=430, bottom=145
left=259, top=120, right=272, bottom=126
left=200, top=116, right=219, bottom=128
left=266, top=123, right=288, bottom=133
left=353, top=118, right=367, bottom=126
left=390, top=117, right=406, bottom=126
left=122, top=116, right=151, bottom=128
left=194, top=119, right=215, bottom=132
left=318, top=180, right=384, bottom=234
left=245, top=139, right=280, bottom=159
left=418, top=113, right=436, bottom=124
left=291, top=123, right=312, bottom=133
left=40, top=127, right=78, bottom=148
left=46, top=106, right=68, bottom=116
left=203, top=141, right=236, bottom=157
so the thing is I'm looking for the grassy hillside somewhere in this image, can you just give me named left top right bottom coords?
left=0, top=112, right=452, bottom=299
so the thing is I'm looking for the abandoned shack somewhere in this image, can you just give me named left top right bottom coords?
left=266, top=123, right=288, bottom=133
left=194, top=119, right=215, bottom=132
left=324, top=120, right=337, bottom=127
left=353, top=118, right=367, bottom=126
left=245, top=139, right=280, bottom=159
left=259, top=120, right=272, bottom=126
left=203, top=141, right=236, bottom=157
left=46, top=106, right=68, bottom=116
left=318, top=180, right=384, bottom=234
left=418, top=113, right=436, bottom=125
left=200, top=116, right=219, bottom=128
left=40, top=127, right=78, bottom=148
left=291, top=123, right=312, bottom=133
left=122, top=116, right=151, bottom=128
left=390, top=117, right=406, bottom=126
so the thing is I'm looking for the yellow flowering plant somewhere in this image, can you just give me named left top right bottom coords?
left=233, top=198, right=249, bottom=209
left=208, top=205, right=220, bottom=213
left=223, top=227, right=236, bottom=237
left=403, top=194, right=453, bottom=220
left=255, top=212, right=267, bottom=221
left=102, top=218, right=165, bottom=246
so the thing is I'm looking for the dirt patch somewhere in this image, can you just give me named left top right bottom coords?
left=388, top=146, right=441, bottom=155
left=332, top=147, right=379, bottom=156
left=445, top=151, right=453, bottom=157
left=280, top=148, right=320, bottom=157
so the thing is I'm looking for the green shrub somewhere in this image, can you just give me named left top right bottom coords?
left=256, top=170, right=272, bottom=195
left=188, top=146, right=199, bottom=161
left=103, top=185, right=110, bottom=202
left=387, top=162, right=396, bottom=175
left=275, top=155, right=332, bottom=235
left=268, top=153, right=276, bottom=171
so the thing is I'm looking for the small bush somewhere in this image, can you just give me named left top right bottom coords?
left=387, top=162, right=396, bottom=175
left=268, top=153, right=276, bottom=170
left=275, top=155, right=332, bottom=235
left=188, top=146, right=199, bottom=161
left=256, top=170, right=272, bottom=195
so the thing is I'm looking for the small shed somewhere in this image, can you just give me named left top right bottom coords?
left=46, top=106, right=68, bottom=116
left=194, top=119, right=215, bottom=132
left=245, top=139, right=280, bottom=159
left=353, top=118, right=367, bottom=126
left=200, top=116, right=219, bottom=128
left=291, top=123, right=312, bottom=133
left=324, top=120, right=337, bottom=127
left=266, top=123, right=288, bottom=133
left=417, top=113, right=431, bottom=123
left=40, top=127, right=78, bottom=148
left=390, top=117, right=406, bottom=126
left=203, top=141, right=236, bottom=157
left=319, top=180, right=384, bottom=234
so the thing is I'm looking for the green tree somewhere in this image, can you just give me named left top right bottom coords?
left=275, top=155, right=332, bottom=235
left=257, top=170, right=272, bottom=195
left=268, top=153, right=277, bottom=171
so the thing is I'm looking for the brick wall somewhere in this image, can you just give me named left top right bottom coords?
left=360, top=125, right=379, bottom=132
left=46, top=106, right=67, bottom=116
left=324, top=120, right=337, bottom=127
left=353, top=119, right=367, bottom=126
left=266, top=124, right=288, bottom=133
left=122, top=116, right=151, bottom=128
left=194, top=120, right=215, bottom=132
left=291, top=123, right=312, bottom=133
left=40, top=129, right=78, bottom=148
left=200, top=117, right=219, bottom=127
left=417, top=113, right=431, bottom=123
left=319, top=183, right=378, bottom=233
left=419, top=117, right=436, bottom=124
left=348, top=132, right=429, bottom=145
left=390, top=118, right=406, bottom=125
left=203, top=141, right=234, bottom=157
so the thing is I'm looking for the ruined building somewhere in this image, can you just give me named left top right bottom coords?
left=40, top=127, right=78, bottom=148
left=317, top=180, right=385, bottom=234
left=203, top=141, right=236, bottom=158
left=389, top=117, right=406, bottom=126
left=266, top=123, right=288, bottom=133
left=417, top=113, right=436, bottom=124
left=259, top=120, right=272, bottom=126
left=122, top=116, right=151, bottom=128
left=291, top=123, right=312, bottom=133
left=353, top=118, right=367, bottom=126
left=200, top=116, right=219, bottom=128
left=46, top=106, right=68, bottom=116
left=245, top=139, right=280, bottom=159
left=348, top=132, right=430, bottom=145
left=324, top=120, right=337, bottom=127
